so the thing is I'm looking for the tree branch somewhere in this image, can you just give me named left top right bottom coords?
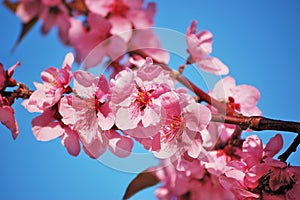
left=211, top=114, right=300, bottom=161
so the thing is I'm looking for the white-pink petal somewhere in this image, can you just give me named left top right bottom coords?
left=59, top=96, right=76, bottom=125
left=187, top=138, right=203, bottom=158
left=74, top=70, right=98, bottom=98
left=107, top=130, right=133, bottom=158
left=31, top=111, right=64, bottom=141
left=97, top=102, right=115, bottom=130
left=82, top=133, right=107, bottom=159
left=109, top=15, right=132, bottom=42
left=197, top=57, right=229, bottom=75
left=60, top=126, right=80, bottom=156
left=115, top=107, right=138, bottom=130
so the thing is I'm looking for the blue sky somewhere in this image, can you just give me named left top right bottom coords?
left=0, top=1, right=300, bottom=199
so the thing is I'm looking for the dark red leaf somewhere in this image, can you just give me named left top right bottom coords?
left=12, top=16, right=39, bottom=52
left=123, top=170, right=160, bottom=199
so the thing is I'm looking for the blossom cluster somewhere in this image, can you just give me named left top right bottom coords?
left=152, top=134, right=300, bottom=200
left=3, top=1, right=300, bottom=199
left=21, top=53, right=210, bottom=159
left=11, top=0, right=169, bottom=71
left=9, top=0, right=230, bottom=75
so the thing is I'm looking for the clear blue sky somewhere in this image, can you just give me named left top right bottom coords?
left=0, top=1, right=300, bottom=199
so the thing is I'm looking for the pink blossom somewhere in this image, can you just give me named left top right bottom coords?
left=210, top=76, right=261, bottom=116
left=111, top=59, right=173, bottom=138
left=39, top=3, right=71, bottom=44
left=59, top=71, right=112, bottom=144
left=208, top=76, right=261, bottom=142
left=220, top=134, right=300, bottom=199
left=0, top=61, right=21, bottom=139
left=59, top=71, right=131, bottom=158
left=26, top=53, right=73, bottom=111
left=153, top=89, right=211, bottom=159
left=85, top=0, right=156, bottom=29
left=68, top=13, right=127, bottom=68
left=16, top=0, right=71, bottom=44
left=153, top=155, right=234, bottom=200
left=16, top=0, right=40, bottom=24
left=186, top=20, right=228, bottom=75
left=31, top=109, right=80, bottom=156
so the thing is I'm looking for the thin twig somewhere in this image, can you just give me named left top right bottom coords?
left=278, top=134, right=300, bottom=162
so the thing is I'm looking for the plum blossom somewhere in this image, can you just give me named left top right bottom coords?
left=220, top=134, right=300, bottom=199
left=153, top=88, right=211, bottom=159
left=59, top=71, right=110, bottom=157
left=68, top=12, right=127, bottom=68
left=85, top=0, right=156, bottom=35
left=59, top=70, right=133, bottom=158
left=25, top=53, right=73, bottom=111
left=186, top=20, right=228, bottom=75
left=111, top=58, right=173, bottom=138
left=210, top=76, right=261, bottom=116
left=153, top=152, right=234, bottom=200
left=16, top=0, right=71, bottom=44
left=207, top=76, right=261, bottom=144
left=21, top=53, right=80, bottom=156
left=0, top=61, right=21, bottom=139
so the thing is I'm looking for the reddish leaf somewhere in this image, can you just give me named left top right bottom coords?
left=3, top=0, right=19, bottom=13
left=123, top=170, right=160, bottom=199
left=12, top=16, right=39, bottom=52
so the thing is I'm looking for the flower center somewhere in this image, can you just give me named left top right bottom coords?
left=227, top=96, right=241, bottom=115
left=110, top=0, right=129, bottom=16
left=162, top=114, right=184, bottom=142
left=132, top=87, right=153, bottom=112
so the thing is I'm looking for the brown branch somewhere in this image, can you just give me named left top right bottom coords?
left=171, top=70, right=227, bottom=113
left=1, top=83, right=33, bottom=105
left=212, top=114, right=300, bottom=162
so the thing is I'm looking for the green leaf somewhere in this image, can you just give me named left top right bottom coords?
left=123, top=170, right=160, bottom=199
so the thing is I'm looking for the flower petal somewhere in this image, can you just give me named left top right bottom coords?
left=264, top=134, right=283, bottom=158
left=31, top=111, right=64, bottom=141
left=197, top=57, right=229, bottom=75
left=107, top=130, right=133, bottom=158
left=74, top=70, right=98, bottom=98
left=61, top=126, right=80, bottom=156
left=0, top=106, right=19, bottom=139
